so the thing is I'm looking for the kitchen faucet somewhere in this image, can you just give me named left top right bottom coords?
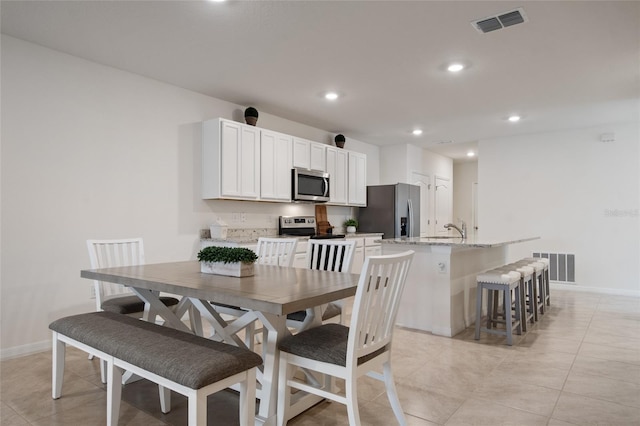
left=444, top=221, right=466, bottom=239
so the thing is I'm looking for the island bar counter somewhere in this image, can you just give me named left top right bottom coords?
left=379, top=236, right=539, bottom=337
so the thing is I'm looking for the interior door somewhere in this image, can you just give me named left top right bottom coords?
left=411, top=171, right=430, bottom=237
left=434, top=175, right=451, bottom=235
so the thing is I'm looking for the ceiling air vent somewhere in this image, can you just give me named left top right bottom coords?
left=472, top=8, right=527, bottom=34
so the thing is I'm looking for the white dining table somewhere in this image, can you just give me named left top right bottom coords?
left=81, top=260, right=359, bottom=425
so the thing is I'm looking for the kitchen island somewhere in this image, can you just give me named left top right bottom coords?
left=380, top=235, right=539, bottom=337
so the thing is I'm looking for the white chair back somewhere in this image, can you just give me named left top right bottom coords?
left=347, top=250, right=414, bottom=363
left=305, top=239, right=356, bottom=273
left=86, top=238, right=145, bottom=311
left=255, top=237, right=298, bottom=267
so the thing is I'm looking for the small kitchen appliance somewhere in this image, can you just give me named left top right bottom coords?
left=291, top=168, right=330, bottom=203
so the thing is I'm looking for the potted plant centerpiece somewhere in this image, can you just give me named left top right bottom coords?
left=344, top=218, right=358, bottom=234
left=197, top=246, right=258, bottom=277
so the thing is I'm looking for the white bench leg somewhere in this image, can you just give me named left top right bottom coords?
left=107, top=361, right=122, bottom=426
left=159, top=386, right=171, bottom=414
left=52, top=332, right=65, bottom=399
left=188, top=392, right=207, bottom=426
left=239, top=368, right=257, bottom=426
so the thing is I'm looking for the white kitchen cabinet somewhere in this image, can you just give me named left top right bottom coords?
left=202, top=118, right=260, bottom=200
left=325, top=146, right=348, bottom=205
left=293, top=137, right=326, bottom=172
left=260, top=129, right=292, bottom=201
left=348, top=151, right=367, bottom=206
left=347, top=235, right=382, bottom=274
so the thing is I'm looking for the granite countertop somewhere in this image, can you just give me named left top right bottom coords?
left=201, top=232, right=384, bottom=245
left=377, top=235, right=539, bottom=248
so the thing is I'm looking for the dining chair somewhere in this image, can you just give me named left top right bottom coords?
left=87, top=238, right=180, bottom=317
left=86, top=237, right=181, bottom=383
left=277, top=250, right=415, bottom=425
left=211, top=237, right=298, bottom=347
left=286, top=239, right=356, bottom=332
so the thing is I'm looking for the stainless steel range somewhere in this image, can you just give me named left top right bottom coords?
left=278, top=216, right=345, bottom=239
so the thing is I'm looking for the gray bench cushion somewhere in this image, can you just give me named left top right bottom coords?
left=277, top=323, right=387, bottom=367
left=50, top=311, right=262, bottom=389
left=101, top=295, right=180, bottom=315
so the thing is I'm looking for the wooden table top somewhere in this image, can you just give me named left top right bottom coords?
left=81, top=261, right=359, bottom=316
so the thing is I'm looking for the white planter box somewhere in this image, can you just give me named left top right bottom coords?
left=200, top=261, right=255, bottom=277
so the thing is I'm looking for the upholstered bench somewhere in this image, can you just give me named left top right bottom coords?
left=49, top=311, right=262, bottom=426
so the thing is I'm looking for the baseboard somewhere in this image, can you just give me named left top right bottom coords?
left=1, top=339, right=50, bottom=361
left=550, top=282, right=640, bottom=298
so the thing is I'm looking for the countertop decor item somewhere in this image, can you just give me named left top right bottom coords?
left=334, top=134, right=346, bottom=148
left=344, top=218, right=358, bottom=233
left=197, top=246, right=258, bottom=277
left=244, top=107, right=259, bottom=126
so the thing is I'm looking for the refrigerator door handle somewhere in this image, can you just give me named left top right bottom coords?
left=408, top=199, right=414, bottom=237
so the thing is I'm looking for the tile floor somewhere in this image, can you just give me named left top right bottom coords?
left=1, top=289, right=639, bottom=425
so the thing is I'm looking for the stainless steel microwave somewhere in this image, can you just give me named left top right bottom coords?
left=291, top=168, right=330, bottom=202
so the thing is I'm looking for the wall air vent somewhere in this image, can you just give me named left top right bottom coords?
left=472, top=8, right=528, bottom=34
left=533, top=252, right=576, bottom=283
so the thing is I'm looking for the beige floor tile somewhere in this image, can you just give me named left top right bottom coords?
left=484, top=363, right=569, bottom=390
left=579, top=342, right=640, bottom=365
left=358, top=400, right=439, bottom=425
left=444, top=398, right=549, bottom=425
left=471, top=374, right=560, bottom=416
left=374, top=381, right=465, bottom=424
left=518, top=332, right=582, bottom=354
left=552, top=392, right=640, bottom=425
left=29, top=397, right=168, bottom=426
left=582, top=327, right=640, bottom=351
left=572, top=354, right=640, bottom=384
left=4, top=376, right=105, bottom=423
left=547, top=418, right=582, bottom=426
left=506, top=347, right=577, bottom=371
left=0, top=401, right=29, bottom=426
left=562, top=370, right=640, bottom=408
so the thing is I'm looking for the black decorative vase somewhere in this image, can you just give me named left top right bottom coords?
left=334, top=134, right=346, bottom=149
left=244, top=107, right=259, bottom=126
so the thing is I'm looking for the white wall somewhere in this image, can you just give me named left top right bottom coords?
left=0, top=36, right=379, bottom=357
left=478, top=124, right=639, bottom=294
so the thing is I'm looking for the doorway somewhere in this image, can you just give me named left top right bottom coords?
left=411, top=171, right=430, bottom=237
left=434, top=175, right=451, bottom=235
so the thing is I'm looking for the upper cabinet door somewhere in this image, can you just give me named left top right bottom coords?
left=293, top=137, right=326, bottom=172
left=292, top=137, right=311, bottom=170
left=261, top=129, right=292, bottom=201
left=310, top=142, right=326, bottom=172
left=202, top=118, right=260, bottom=200
left=326, top=146, right=348, bottom=205
left=348, top=151, right=367, bottom=206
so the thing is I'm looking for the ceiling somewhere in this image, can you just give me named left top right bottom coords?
left=2, top=1, right=639, bottom=161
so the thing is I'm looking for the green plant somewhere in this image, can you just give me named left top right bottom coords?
left=197, top=246, right=258, bottom=264
left=344, top=218, right=358, bottom=228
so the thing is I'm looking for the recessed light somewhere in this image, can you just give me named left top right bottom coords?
left=412, top=129, right=423, bottom=136
left=508, top=115, right=521, bottom=122
left=467, top=151, right=475, bottom=157
left=324, top=92, right=339, bottom=101
left=447, top=63, right=465, bottom=73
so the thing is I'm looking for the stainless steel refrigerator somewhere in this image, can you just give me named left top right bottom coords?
left=357, top=183, right=420, bottom=238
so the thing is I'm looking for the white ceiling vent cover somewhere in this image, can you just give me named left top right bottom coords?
left=472, top=8, right=528, bottom=34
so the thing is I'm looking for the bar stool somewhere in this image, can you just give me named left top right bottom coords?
left=475, top=270, right=522, bottom=345
left=491, top=265, right=532, bottom=332
left=507, top=264, right=536, bottom=329
left=523, top=257, right=550, bottom=307
left=514, top=260, right=545, bottom=320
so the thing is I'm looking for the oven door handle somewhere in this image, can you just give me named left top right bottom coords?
left=322, top=177, right=329, bottom=197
